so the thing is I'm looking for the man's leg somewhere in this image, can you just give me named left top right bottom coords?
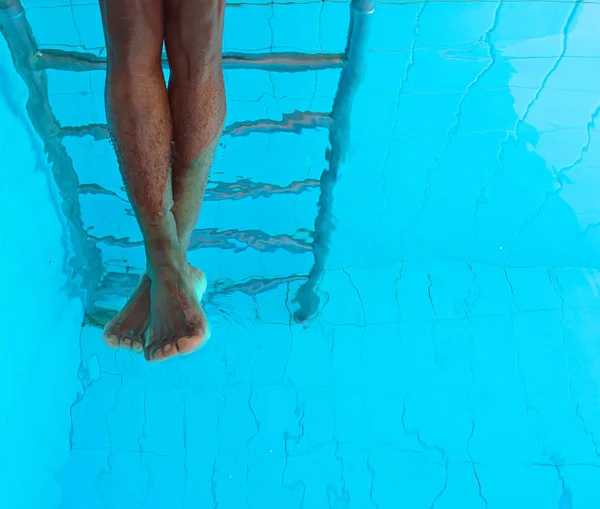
left=99, top=0, right=210, bottom=360
left=143, top=0, right=227, bottom=361
left=165, top=0, right=226, bottom=253
left=99, top=0, right=166, bottom=352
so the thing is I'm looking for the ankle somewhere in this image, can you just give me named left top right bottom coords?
left=148, top=261, right=193, bottom=286
left=146, top=238, right=186, bottom=271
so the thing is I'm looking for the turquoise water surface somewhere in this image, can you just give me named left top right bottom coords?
left=3, top=0, right=600, bottom=507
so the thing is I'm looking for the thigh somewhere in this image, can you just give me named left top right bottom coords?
left=164, top=0, right=225, bottom=73
left=98, top=0, right=164, bottom=68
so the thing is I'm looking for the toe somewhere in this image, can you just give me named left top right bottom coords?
left=176, top=326, right=210, bottom=355
left=131, top=339, right=144, bottom=352
left=146, top=342, right=164, bottom=362
left=103, top=331, right=120, bottom=348
left=120, top=336, right=144, bottom=352
left=149, top=351, right=165, bottom=362
left=163, top=342, right=178, bottom=358
left=146, top=339, right=176, bottom=362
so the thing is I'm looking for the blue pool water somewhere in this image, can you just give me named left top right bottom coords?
left=2, top=0, right=600, bottom=507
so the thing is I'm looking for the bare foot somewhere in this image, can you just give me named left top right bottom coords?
left=103, top=274, right=150, bottom=352
left=145, top=266, right=210, bottom=362
left=102, top=265, right=207, bottom=356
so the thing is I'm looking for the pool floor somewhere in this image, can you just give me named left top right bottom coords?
left=66, top=266, right=600, bottom=508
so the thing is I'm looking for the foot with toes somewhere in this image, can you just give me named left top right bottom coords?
left=103, top=265, right=209, bottom=361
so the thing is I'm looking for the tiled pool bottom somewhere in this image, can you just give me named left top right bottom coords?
left=60, top=263, right=600, bottom=509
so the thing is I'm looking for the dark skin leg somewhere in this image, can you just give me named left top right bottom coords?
left=167, top=0, right=227, bottom=253
left=98, top=0, right=226, bottom=361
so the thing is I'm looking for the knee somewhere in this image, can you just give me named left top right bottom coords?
left=106, top=40, right=163, bottom=78
left=167, top=40, right=221, bottom=83
left=168, top=52, right=221, bottom=84
left=102, top=9, right=163, bottom=77
left=99, top=0, right=164, bottom=75
left=165, top=3, right=224, bottom=81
